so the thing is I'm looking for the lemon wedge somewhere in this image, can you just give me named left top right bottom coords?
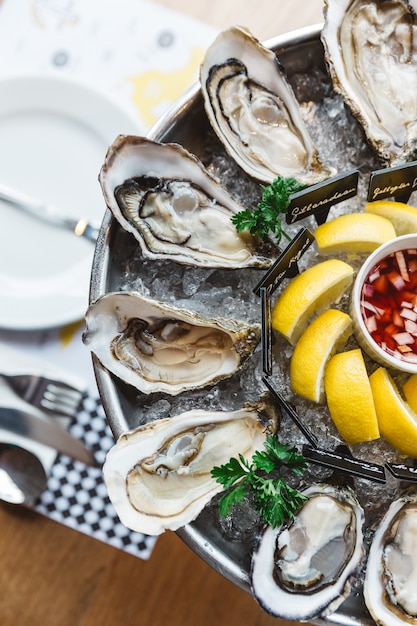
left=403, top=373, right=417, bottom=414
left=272, top=259, right=354, bottom=344
left=290, top=309, right=353, bottom=403
left=369, top=367, right=417, bottom=458
left=324, top=348, right=380, bottom=445
left=365, top=200, right=417, bottom=235
left=314, top=212, right=396, bottom=254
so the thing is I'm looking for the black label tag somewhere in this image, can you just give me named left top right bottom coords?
left=262, top=376, right=318, bottom=447
left=385, top=462, right=417, bottom=483
left=303, top=445, right=386, bottom=484
left=260, top=287, right=273, bottom=376
left=253, top=227, right=314, bottom=296
left=286, top=169, right=359, bottom=225
left=368, top=160, right=417, bottom=204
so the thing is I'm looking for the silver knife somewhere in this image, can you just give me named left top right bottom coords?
left=0, top=407, right=98, bottom=467
left=0, top=182, right=100, bottom=243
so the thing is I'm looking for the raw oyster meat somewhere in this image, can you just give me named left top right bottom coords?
left=364, top=490, right=417, bottom=625
left=98, top=134, right=273, bottom=269
left=322, top=0, right=417, bottom=165
left=200, top=26, right=333, bottom=185
left=250, top=482, right=365, bottom=621
left=103, top=402, right=277, bottom=535
left=83, top=291, right=261, bottom=395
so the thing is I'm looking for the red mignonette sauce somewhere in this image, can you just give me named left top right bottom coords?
left=360, top=247, right=417, bottom=364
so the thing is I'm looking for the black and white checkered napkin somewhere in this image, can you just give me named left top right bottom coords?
left=35, top=392, right=157, bottom=559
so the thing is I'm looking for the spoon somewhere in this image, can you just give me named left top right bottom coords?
left=0, top=442, right=47, bottom=507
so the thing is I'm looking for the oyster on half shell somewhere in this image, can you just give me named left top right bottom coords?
left=103, top=402, right=277, bottom=535
left=200, top=26, right=333, bottom=185
left=322, top=0, right=417, bottom=165
left=83, top=291, right=261, bottom=395
left=250, top=483, right=365, bottom=621
left=364, top=490, right=417, bottom=625
left=98, top=135, right=273, bottom=269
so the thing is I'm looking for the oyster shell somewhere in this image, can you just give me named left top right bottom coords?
left=103, top=402, right=276, bottom=535
left=250, top=482, right=365, bottom=621
left=322, top=0, right=417, bottom=165
left=83, top=291, right=261, bottom=395
left=200, top=26, right=333, bottom=185
left=364, top=490, right=417, bottom=625
left=98, top=134, right=273, bottom=269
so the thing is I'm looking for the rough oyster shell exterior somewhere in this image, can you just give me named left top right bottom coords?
left=364, top=490, right=417, bottom=625
left=250, top=482, right=365, bottom=621
left=83, top=291, right=261, bottom=395
left=200, top=25, right=333, bottom=185
left=322, top=0, right=417, bottom=165
left=98, top=134, right=274, bottom=269
left=103, top=402, right=277, bottom=535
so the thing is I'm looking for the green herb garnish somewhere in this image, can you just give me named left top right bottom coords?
left=211, top=435, right=308, bottom=528
left=231, top=176, right=306, bottom=244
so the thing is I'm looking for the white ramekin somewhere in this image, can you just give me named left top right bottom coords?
left=350, top=234, right=417, bottom=374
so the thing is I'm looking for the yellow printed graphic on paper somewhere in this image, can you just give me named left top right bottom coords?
left=127, top=47, right=204, bottom=127
left=31, top=0, right=79, bottom=30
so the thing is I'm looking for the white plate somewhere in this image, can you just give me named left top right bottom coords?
left=0, top=74, right=142, bottom=330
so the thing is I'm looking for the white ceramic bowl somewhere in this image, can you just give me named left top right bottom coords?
left=350, top=234, right=417, bottom=374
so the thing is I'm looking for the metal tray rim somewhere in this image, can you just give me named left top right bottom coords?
left=88, top=22, right=373, bottom=626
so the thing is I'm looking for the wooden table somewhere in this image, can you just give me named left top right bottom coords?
left=0, top=2, right=323, bottom=625
left=156, top=0, right=324, bottom=40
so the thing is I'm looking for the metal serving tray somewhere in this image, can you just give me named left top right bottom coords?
left=89, top=24, right=374, bottom=626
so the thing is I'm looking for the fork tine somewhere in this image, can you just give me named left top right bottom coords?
left=40, top=400, right=78, bottom=417
left=40, top=383, right=83, bottom=417
left=0, top=372, right=86, bottom=418
left=45, top=383, right=83, bottom=404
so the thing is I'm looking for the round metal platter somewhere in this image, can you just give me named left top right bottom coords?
left=89, top=24, right=374, bottom=626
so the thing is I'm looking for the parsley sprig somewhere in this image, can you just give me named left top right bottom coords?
left=231, top=176, right=306, bottom=245
left=211, top=435, right=308, bottom=528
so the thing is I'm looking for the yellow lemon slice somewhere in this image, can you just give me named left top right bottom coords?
left=272, top=259, right=354, bottom=344
left=324, top=348, right=380, bottom=445
left=403, top=373, right=417, bottom=414
left=314, top=212, right=396, bottom=254
left=365, top=200, right=417, bottom=235
left=290, top=309, right=353, bottom=403
left=369, top=367, right=417, bottom=458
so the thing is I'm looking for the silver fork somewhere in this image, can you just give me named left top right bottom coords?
left=0, top=373, right=84, bottom=418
